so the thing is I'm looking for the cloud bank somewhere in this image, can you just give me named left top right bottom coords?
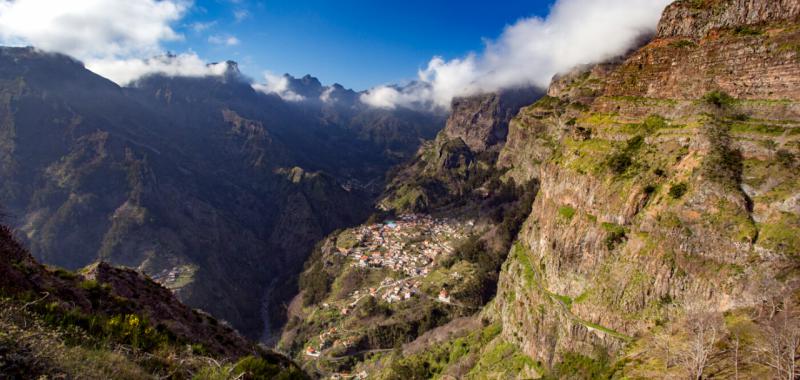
left=0, top=0, right=229, bottom=85
left=252, top=73, right=306, bottom=101
left=361, top=0, right=672, bottom=110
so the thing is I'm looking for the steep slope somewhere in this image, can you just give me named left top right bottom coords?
left=0, top=47, right=442, bottom=340
left=381, top=87, right=542, bottom=212
left=489, top=0, right=800, bottom=377
left=0, top=222, right=306, bottom=379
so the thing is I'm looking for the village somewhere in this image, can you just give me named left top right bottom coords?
left=337, top=214, right=470, bottom=277
left=303, top=214, right=473, bottom=379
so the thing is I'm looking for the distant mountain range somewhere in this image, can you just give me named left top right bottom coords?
left=0, top=46, right=444, bottom=340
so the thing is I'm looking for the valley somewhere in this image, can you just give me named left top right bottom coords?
left=1, top=0, right=800, bottom=379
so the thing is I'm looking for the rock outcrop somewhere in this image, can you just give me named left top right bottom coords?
left=443, top=88, right=543, bottom=152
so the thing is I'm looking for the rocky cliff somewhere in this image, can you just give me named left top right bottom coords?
left=491, top=0, right=800, bottom=377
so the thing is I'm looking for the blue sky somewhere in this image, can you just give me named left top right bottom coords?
left=1, top=0, right=669, bottom=106
left=170, top=0, right=556, bottom=90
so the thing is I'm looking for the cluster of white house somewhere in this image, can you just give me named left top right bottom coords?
left=336, top=214, right=469, bottom=277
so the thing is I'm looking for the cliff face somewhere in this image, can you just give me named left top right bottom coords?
left=443, top=88, right=543, bottom=153
left=493, top=0, right=800, bottom=376
left=381, top=87, right=541, bottom=212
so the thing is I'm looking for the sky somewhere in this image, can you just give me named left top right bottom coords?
left=177, top=0, right=556, bottom=91
left=0, top=0, right=673, bottom=109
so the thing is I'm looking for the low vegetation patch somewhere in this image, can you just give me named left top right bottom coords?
left=668, top=182, right=688, bottom=199
left=558, top=205, right=576, bottom=221
left=670, top=39, right=697, bottom=49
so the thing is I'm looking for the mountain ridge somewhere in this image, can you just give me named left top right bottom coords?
left=0, top=45, right=443, bottom=341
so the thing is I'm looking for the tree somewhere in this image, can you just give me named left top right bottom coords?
left=675, top=309, right=723, bottom=380
left=755, top=299, right=800, bottom=380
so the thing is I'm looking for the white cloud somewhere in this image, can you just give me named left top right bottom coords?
left=0, top=0, right=230, bottom=85
left=361, top=0, right=672, bottom=109
left=86, top=53, right=230, bottom=86
left=0, top=0, right=188, bottom=59
left=252, top=72, right=305, bottom=101
left=320, top=87, right=335, bottom=103
left=209, top=34, right=240, bottom=46
left=359, top=82, right=433, bottom=110
left=189, top=21, right=216, bottom=33
left=233, top=9, right=249, bottom=22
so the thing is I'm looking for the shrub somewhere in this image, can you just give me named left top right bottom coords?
left=53, top=268, right=78, bottom=281
left=232, top=356, right=284, bottom=380
left=642, top=115, right=668, bottom=133
left=703, top=91, right=736, bottom=108
left=607, top=153, right=632, bottom=174
left=605, top=135, right=644, bottom=175
left=78, top=280, right=102, bottom=292
left=733, top=26, right=762, bottom=36
left=701, top=122, right=743, bottom=186
left=669, top=183, right=688, bottom=199
left=777, top=149, right=796, bottom=168
left=602, top=223, right=626, bottom=250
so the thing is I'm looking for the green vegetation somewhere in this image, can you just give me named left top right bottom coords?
left=670, top=39, right=697, bottom=49
left=195, top=356, right=306, bottom=380
left=53, top=268, right=79, bottom=280
left=558, top=205, right=576, bottom=221
left=382, top=323, right=503, bottom=379
left=668, top=182, right=688, bottom=199
left=335, top=230, right=359, bottom=250
left=468, top=340, right=539, bottom=378
left=702, top=90, right=736, bottom=108
left=532, top=95, right=563, bottom=109
left=642, top=115, right=669, bottom=133
left=605, top=135, right=644, bottom=175
left=543, top=351, right=618, bottom=380
left=381, top=322, right=540, bottom=380
left=757, top=212, right=800, bottom=256
left=299, top=241, right=333, bottom=306
left=602, top=223, right=627, bottom=250
left=777, top=149, right=796, bottom=167
left=559, top=138, right=616, bottom=174
left=728, top=120, right=788, bottom=135
left=733, top=25, right=763, bottom=36
left=700, top=121, right=743, bottom=188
